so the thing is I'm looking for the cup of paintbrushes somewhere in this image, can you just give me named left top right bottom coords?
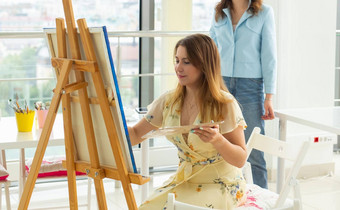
left=15, top=110, right=35, bottom=132
left=36, top=109, right=48, bottom=129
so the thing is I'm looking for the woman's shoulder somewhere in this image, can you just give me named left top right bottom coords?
left=220, top=90, right=235, bottom=101
left=260, top=4, right=274, bottom=16
left=152, top=89, right=178, bottom=108
left=147, top=90, right=174, bottom=108
left=248, top=4, right=274, bottom=26
left=158, top=89, right=175, bottom=100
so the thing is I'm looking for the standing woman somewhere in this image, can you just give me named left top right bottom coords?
left=210, top=0, right=277, bottom=189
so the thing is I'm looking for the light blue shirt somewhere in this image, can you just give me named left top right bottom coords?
left=210, top=3, right=277, bottom=94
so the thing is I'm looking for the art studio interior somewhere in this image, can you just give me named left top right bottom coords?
left=0, top=0, right=340, bottom=209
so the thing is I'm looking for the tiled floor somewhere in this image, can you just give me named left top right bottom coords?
left=1, top=153, right=340, bottom=210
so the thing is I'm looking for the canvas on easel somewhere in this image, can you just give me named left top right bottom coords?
left=18, top=0, right=148, bottom=209
left=44, top=26, right=137, bottom=173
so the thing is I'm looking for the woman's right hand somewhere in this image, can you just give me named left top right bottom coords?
left=262, top=99, right=275, bottom=120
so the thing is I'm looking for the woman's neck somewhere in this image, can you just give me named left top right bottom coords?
left=185, top=86, right=199, bottom=100
left=230, top=0, right=249, bottom=25
left=231, top=0, right=249, bottom=13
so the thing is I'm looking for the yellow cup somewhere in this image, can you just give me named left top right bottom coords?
left=15, top=111, right=35, bottom=132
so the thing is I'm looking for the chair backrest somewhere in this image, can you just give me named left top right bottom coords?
left=0, top=150, right=6, bottom=168
left=167, top=193, right=214, bottom=210
left=1, top=149, right=11, bottom=210
left=242, top=162, right=253, bottom=184
left=0, top=150, right=9, bottom=180
left=246, top=127, right=311, bottom=209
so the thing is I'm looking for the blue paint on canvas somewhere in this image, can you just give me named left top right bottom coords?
left=102, top=26, right=137, bottom=173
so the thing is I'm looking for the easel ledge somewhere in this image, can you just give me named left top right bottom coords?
left=61, top=161, right=150, bottom=185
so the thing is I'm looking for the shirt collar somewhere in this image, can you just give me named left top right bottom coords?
left=222, top=0, right=252, bottom=25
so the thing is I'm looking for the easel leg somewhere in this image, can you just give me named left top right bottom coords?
left=62, top=94, right=79, bottom=210
left=62, top=1, right=108, bottom=208
left=56, top=17, right=79, bottom=210
left=18, top=60, right=73, bottom=210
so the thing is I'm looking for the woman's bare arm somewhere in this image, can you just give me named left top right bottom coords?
left=128, top=118, right=158, bottom=146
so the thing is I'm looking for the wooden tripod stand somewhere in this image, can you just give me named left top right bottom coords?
left=18, top=0, right=149, bottom=209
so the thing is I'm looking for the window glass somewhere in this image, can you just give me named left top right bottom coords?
left=191, top=0, right=219, bottom=31
left=0, top=38, right=54, bottom=117
left=335, top=0, right=340, bottom=106
left=0, top=0, right=139, bottom=31
left=0, top=0, right=139, bottom=117
left=109, top=37, right=140, bottom=109
left=154, top=37, right=178, bottom=98
left=153, top=0, right=219, bottom=100
left=154, top=0, right=219, bottom=31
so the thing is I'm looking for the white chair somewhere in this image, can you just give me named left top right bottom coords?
left=166, top=127, right=310, bottom=210
left=167, top=193, right=213, bottom=210
left=237, top=127, right=311, bottom=210
left=0, top=150, right=11, bottom=210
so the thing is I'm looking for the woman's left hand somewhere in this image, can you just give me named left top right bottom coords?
left=192, top=124, right=222, bottom=144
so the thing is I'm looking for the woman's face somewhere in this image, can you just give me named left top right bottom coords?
left=175, top=46, right=202, bottom=88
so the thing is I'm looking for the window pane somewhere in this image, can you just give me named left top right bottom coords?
left=109, top=37, right=140, bottom=109
left=335, top=0, right=340, bottom=105
left=154, top=37, right=178, bottom=97
left=0, top=0, right=139, bottom=31
left=336, top=34, right=340, bottom=106
left=154, top=0, right=219, bottom=31
left=1, top=80, right=55, bottom=117
left=0, top=38, right=55, bottom=117
left=336, top=35, right=340, bottom=69
left=192, top=0, right=219, bottom=31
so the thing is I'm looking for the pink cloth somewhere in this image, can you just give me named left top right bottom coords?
left=0, top=164, right=9, bottom=180
left=25, top=157, right=85, bottom=177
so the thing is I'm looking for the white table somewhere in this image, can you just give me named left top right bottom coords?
left=0, top=114, right=64, bottom=197
left=274, top=107, right=340, bottom=193
left=0, top=113, right=149, bottom=203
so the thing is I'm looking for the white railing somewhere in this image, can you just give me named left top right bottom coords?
left=0, top=30, right=208, bottom=81
left=0, top=30, right=207, bottom=39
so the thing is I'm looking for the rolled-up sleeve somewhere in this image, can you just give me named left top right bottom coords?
left=144, top=92, right=168, bottom=128
left=219, top=93, right=247, bottom=134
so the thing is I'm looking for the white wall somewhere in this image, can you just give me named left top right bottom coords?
left=264, top=0, right=337, bottom=136
left=264, top=0, right=338, bottom=178
left=266, top=0, right=337, bottom=109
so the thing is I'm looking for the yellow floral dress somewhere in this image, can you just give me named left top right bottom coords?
left=139, top=90, right=247, bottom=210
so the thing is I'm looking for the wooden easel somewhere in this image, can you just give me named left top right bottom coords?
left=18, top=0, right=149, bottom=209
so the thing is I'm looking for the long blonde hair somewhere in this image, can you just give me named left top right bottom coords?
left=167, top=34, right=232, bottom=123
left=214, top=0, right=263, bottom=22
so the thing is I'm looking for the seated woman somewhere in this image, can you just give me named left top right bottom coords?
left=128, top=34, right=247, bottom=210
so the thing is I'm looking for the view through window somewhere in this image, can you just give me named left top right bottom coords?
left=0, top=0, right=139, bottom=159
left=0, top=0, right=221, bottom=160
